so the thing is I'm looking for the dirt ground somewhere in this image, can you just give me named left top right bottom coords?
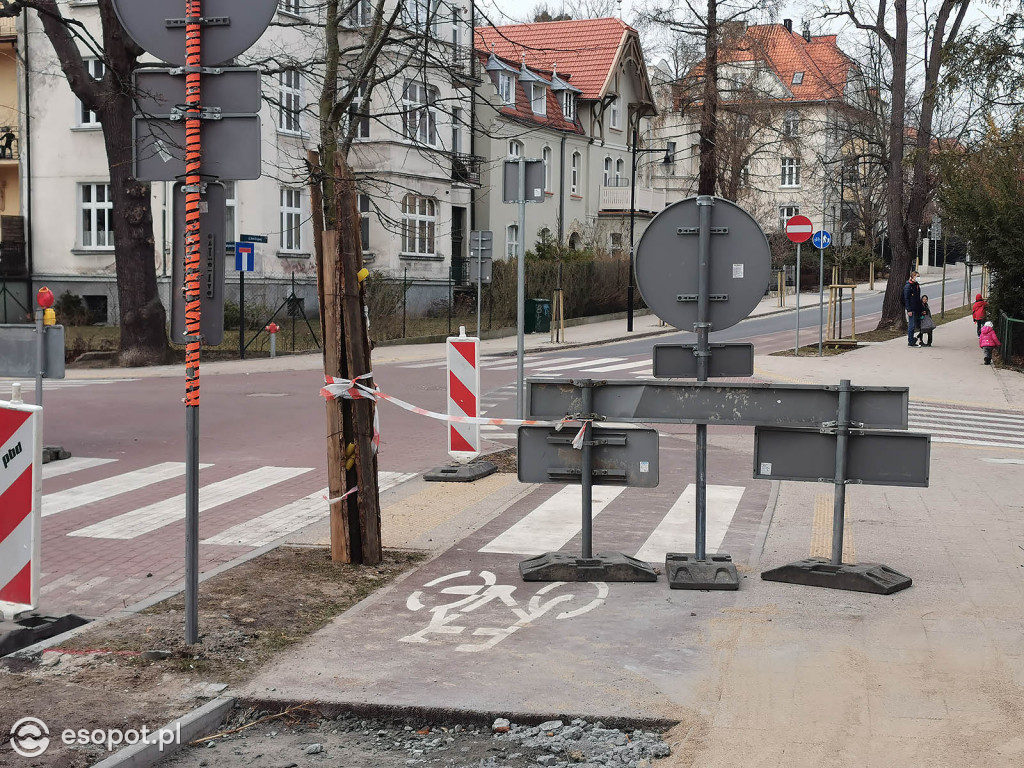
left=0, top=547, right=425, bottom=767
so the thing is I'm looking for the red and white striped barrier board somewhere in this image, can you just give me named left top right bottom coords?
left=0, top=399, right=42, bottom=616
left=447, top=329, right=480, bottom=462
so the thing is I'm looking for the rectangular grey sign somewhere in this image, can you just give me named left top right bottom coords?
left=0, top=325, right=65, bottom=379
left=134, top=116, right=262, bottom=181
left=518, top=425, right=660, bottom=487
left=170, top=183, right=226, bottom=346
left=134, top=68, right=262, bottom=116
left=753, top=427, right=930, bottom=487
left=653, top=343, right=754, bottom=378
left=526, top=379, right=909, bottom=430
left=503, top=160, right=545, bottom=203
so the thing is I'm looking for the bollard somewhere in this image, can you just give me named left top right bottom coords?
left=266, top=322, right=280, bottom=358
left=11, top=382, right=22, bottom=403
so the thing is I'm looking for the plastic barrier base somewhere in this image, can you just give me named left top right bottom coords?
left=423, top=461, right=497, bottom=483
left=666, top=552, right=740, bottom=590
left=519, top=551, right=658, bottom=582
left=760, top=557, right=912, bottom=595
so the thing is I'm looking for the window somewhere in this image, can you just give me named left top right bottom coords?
left=506, top=223, right=519, bottom=259
left=778, top=206, right=800, bottom=231
left=451, top=107, right=462, bottom=154
left=80, top=183, right=113, bottom=249
left=402, top=81, right=437, bottom=145
left=279, top=0, right=302, bottom=15
left=609, top=232, right=623, bottom=256
left=609, top=96, right=620, bottom=129
left=508, top=140, right=522, bottom=159
left=404, top=0, right=439, bottom=34
left=498, top=72, right=514, bottom=105
left=78, top=58, right=105, bottom=126
left=343, top=0, right=371, bottom=26
left=452, top=7, right=462, bottom=47
left=781, top=158, right=800, bottom=187
left=278, top=70, right=302, bottom=133
left=782, top=110, right=800, bottom=137
left=665, top=140, right=677, bottom=162
left=401, top=194, right=436, bottom=256
left=615, top=158, right=625, bottom=186
left=542, top=146, right=552, bottom=193
left=791, top=71, right=804, bottom=85
left=603, top=157, right=612, bottom=186
left=280, top=188, right=303, bottom=251
left=223, top=181, right=237, bottom=249
left=347, top=81, right=370, bottom=139
left=358, top=194, right=371, bottom=252
left=531, top=84, right=546, bottom=115
left=562, top=92, right=575, bottom=121
left=571, top=152, right=581, bottom=194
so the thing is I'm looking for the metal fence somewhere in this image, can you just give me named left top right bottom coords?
left=998, top=310, right=1022, bottom=364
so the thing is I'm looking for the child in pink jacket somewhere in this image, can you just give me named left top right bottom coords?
left=979, top=321, right=1000, bottom=365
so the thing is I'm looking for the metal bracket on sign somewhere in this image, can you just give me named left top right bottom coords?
left=181, top=183, right=209, bottom=195
left=167, top=66, right=225, bottom=76
left=676, top=227, right=729, bottom=235
left=677, top=294, right=728, bottom=302
left=170, top=106, right=223, bottom=121
left=546, top=467, right=627, bottom=481
left=166, top=17, right=230, bottom=28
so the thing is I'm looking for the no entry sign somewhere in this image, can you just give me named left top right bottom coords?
left=785, top=215, right=813, bottom=243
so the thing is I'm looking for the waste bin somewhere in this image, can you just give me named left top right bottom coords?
left=524, top=298, right=552, bottom=333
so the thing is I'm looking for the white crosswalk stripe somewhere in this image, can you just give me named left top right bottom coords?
left=634, top=485, right=745, bottom=563
left=41, top=457, right=118, bottom=479
left=579, top=359, right=653, bottom=373
left=67, top=466, right=312, bottom=539
left=202, top=471, right=416, bottom=547
left=909, top=402, right=1024, bottom=449
left=0, top=378, right=139, bottom=390
left=43, top=462, right=211, bottom=517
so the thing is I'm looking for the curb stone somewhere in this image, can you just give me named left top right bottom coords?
left=91, top=696, right=235, bottom=768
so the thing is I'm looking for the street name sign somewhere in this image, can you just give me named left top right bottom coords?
left=518, top=425, right=660, bottom=487
left=652, top=343, right=753, bottom=379
left=785, top=214, right=813, bottom=243
left=240, top=234, right=269, bottom=243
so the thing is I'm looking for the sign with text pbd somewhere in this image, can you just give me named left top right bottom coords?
left=235, top=242, right=255, bottom=272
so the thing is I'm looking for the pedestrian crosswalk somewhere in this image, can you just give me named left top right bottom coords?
left=1, top=377, right=138, bottom=391
left=908, top=402, right=1024, bottom=450
left=399, top=354, right=654, bottom=379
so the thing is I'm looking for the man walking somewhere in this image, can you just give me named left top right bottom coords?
left=903, top=271, right=923, bottom=347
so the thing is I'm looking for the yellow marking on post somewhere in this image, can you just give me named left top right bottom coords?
left=810, top=493, right=855, bottom=562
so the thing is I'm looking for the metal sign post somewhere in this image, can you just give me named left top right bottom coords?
left=469, top=230, right=492, bottom=340
left=813, top=230, right=832, bottom=356
left=785, top=214, right=813, bottom=354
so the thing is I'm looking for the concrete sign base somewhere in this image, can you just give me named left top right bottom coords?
left=519, top=551, right=658, bottom=582
left=666, top=552, right=740, bottom=590
left=761, top=557, right=912, bottom=595
left=423, top=461, right=497, bottom=483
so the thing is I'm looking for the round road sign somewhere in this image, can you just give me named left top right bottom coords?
left=785, top=215, right=813, bottom=243
left=635, top=196, right=772, bottom=332
left=812, top=230, right=832, bottom=249
left=113, top=0, right=279, bottom=67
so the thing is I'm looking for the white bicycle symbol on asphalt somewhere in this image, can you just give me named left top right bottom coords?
left=400, top=570, right=608, bottom=652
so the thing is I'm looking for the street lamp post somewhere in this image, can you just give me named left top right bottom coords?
left=628, top=126, right=669, bottom=332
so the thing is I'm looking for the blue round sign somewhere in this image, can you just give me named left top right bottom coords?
left=812, top=230, right=832, bottom=249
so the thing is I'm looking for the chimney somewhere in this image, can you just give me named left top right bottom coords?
left=802, top=21, right=811, bottom=42
left=783, top=18, right=793, bottom=33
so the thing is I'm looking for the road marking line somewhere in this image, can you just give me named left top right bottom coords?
left=930, top=436, right=1024, bottom=449
left=533, top=357, right=624, bottom=372
left=202, top=471, right=416, bottom=547
left=67, top=466, right=312, bottom=540
left=487, top=356, right=586, bottom=371
left=910, top=420, right=1024, bottom=440
left=578, top=359, right=652, bottom=373
left=478, top=485, right=625, bottom=555
left=42, top=457, right=117, bottom=479
left=42, top=462, right=211, bottom=517
left=909, top=404, right=1024, bottom=422
left=633, top=485, right=744, bottom=563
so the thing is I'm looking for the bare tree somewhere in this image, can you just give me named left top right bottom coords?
left=0, top=0, right=167, bottom=363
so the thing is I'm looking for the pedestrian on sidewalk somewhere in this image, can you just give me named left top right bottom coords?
left=916, top=295, right=935, bottom=346
left=979, top=321, right=1000, bottom=365
left=972, top=293, right=988, bottom=336
left=903, top=271, right=923, bottom=347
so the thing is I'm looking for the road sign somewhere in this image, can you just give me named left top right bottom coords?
left=240, top=234, right=269, bottom=243
left=0, top=325, right=65, bottom=379
left=171, top=182, right=226, bottom=345
left=785, top=215, right=813, bottom=243
left=234, top=242, right=255, bottom=272
left=133, top=116, right=263, bottom=181
left=447, top=333, right=481, bottom=463
left=634, top=196, right=772, bottom=332
left=469, top=230, right=493, bottom=284
left=812, top=230, right=832, bottom=249
left=0, top=399, right=41, bottom=615
left=134, top=67, right=262, bottom=116
left=526, top=379, right=910, bottom=429
left=517, top=425, right=660, bottom=487
left=652, top=343, right=753, bottom=379
left=753, top=427, right=930, bottom=487
left=503, top=161, right=545, bottom=203
left=113, top=0, right=279, bottom=67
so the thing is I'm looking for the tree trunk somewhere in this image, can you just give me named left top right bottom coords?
left=697, top=0, right=718, bottom=196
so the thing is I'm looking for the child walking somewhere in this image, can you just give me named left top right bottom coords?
left=972, top=293, right=988, bottom=336
left=916, top=295, right=934, bottom=347
left=979, top=321, right=1000, bottom=365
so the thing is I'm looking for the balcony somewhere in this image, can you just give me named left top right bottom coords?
left=599, top=184, right=665, bottom=215
left=451, top=152, right=482, bottom=187
left=0, top=16, right=16, bottom=40
left=0, top=125, right=19, bottom=162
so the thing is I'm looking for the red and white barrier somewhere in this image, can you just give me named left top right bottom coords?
left=0, top=397, right=42, bottom=617
left=447, top=328, right=480, bottom=463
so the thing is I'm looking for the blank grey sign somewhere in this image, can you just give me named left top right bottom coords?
left=134, top=68, right=262, bottom=116
left=653, top=343, right=754, bottom=378
left=517, top=425, right=660, bottom=487
left=635, top=196, right=771, bottom=331
left=753, top=427, right=930, bottom=487
left=113, top=0, right=279, bottom=67
left=134, top=116, right=262, bottom=181
left=503, top=161, right=545, bottom=203
left=0, top=325, right=65, bottom=379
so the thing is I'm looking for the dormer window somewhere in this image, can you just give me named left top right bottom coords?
left=609, top=96, right=621, bottom=129
left=562, top=92, right=575, bottom=121
left=531, top=84, right=546, bottom=115
left=498, top=72, right=514, bottom=105
left=792, top=71, right=804, bottom=85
